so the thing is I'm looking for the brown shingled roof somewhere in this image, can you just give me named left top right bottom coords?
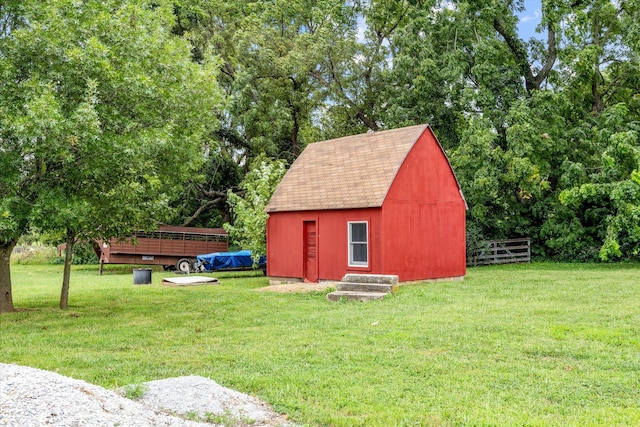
left=266, top=124, right=429, bottom=212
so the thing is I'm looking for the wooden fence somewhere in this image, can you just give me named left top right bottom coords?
left=467, top=238, right=531, bottom=266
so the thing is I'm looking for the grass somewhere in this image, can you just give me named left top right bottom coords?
left=121, top=382, right=147, bottom=400
left=2, top=262, right=640, bottom=426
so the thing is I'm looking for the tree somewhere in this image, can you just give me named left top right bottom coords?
left=166, top=0, right=640, bottom=263
left=0, top=0, right=223, bottom=312
left=402, top=0, right=640, bottom=259
left=0, top=0, right=33, bottom=312
left=169, top=0, right=326, bottom=225
left=224, top=157, right=286, bottom=262
left=171, top=150, right=242, bottom=227
left=556, top=104, right=640, bottom=260
left=558, top=0, right=637, bottom=114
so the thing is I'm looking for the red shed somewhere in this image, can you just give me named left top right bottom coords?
left=265, top=124, right=467, bottom=283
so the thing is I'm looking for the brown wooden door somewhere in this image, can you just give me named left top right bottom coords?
left=303, top=221, right=318, bottom=282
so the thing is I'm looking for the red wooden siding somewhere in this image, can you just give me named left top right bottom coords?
left=267, top=209, right=381, bottom=281
left=380, top=129, right=466, bottom=280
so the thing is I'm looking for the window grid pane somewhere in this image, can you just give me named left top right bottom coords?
left=351, top=223, right=367, bottom=243
left=352, top=243, right=367, bottom=263
left=349, top=222, right=368, bottom=266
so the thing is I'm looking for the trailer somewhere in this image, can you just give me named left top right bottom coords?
left=96, top=225, right=228, bottom=274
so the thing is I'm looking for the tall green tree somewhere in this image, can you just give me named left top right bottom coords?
left=0, top=0, right=33, bottom=312
left=554, top=105, right=640, bottom=261
left=169, top=0, right=328, bottom=224
left=420, top=0, right=640, bottom=259
left=558, top=0, right=637, bottom=113
left=0, top=0, right=223, bottom=312
left=224, top=156, right=286, bottom=262
left=172, top=0, right=640, bottom=262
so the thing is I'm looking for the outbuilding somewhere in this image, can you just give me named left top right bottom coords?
left=265, top=124, right=467, bottom=283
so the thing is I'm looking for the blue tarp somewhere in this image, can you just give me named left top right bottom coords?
left=196, top=250, right=265, bottom=271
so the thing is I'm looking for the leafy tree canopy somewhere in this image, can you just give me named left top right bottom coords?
left=0, top=0, right=224, bottom=311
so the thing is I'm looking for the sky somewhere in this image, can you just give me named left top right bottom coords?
left=517, top=0, right=544, bottom=42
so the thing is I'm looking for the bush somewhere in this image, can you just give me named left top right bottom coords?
left=70, top=242, right=100, bottom=265
left=55, top=242, right=100, bottom=265
left=11, top=241, right=99, bottom=265
left=465, top=224, right=490, bottom=261
left=11, top=245, right=59, bottom=265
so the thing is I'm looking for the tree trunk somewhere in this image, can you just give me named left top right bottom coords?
left=60, top=229, right=76, bottom=310
left=289, top=77, right=301, bottom=158
left=492, top=18, right=556, bottom=95
left=591, top=9, right=603, bottom=114
left=0, top=239, right=17, bottom=313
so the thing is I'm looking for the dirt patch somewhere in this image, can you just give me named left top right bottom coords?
left=255, top=282, right=336, bottom=293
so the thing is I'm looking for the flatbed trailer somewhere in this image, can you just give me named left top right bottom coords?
left=96, top=225, right=228, bottom=274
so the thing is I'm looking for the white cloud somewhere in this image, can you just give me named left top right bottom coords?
left=520, top=9, right=541, bottom=23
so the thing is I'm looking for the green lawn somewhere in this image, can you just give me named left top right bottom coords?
left=2, top=263, right=640, bottom=426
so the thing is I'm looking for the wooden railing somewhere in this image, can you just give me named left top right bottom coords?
left=467, top=238, right=531, bottom=266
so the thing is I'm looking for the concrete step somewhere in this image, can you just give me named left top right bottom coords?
left=342, top=274, right=398, bottom=285
left=326, top=291, right=389, bottom=302
left=336, top=282, right=397, bottom=294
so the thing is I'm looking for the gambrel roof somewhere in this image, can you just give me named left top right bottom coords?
left=266, top=124, right=457, bottom=213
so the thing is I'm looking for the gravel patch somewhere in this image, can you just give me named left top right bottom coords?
left=136, top=376, right=293, bottom=426
left=0, top=363, right=295, bottom=427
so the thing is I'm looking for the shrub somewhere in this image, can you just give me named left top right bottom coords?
left=54, top=242, right=100, bottom=265
left=11, top=245, right=59, bottom=265
left=70, top=242, right=100, bottom=265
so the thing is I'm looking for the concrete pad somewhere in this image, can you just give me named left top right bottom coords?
left=326, top=291, right=389, bottom=302
left=255, top=282, right=336, bottom=293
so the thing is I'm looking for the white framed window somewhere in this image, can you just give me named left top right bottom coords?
left=348, top=221, right=368, bottom=267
